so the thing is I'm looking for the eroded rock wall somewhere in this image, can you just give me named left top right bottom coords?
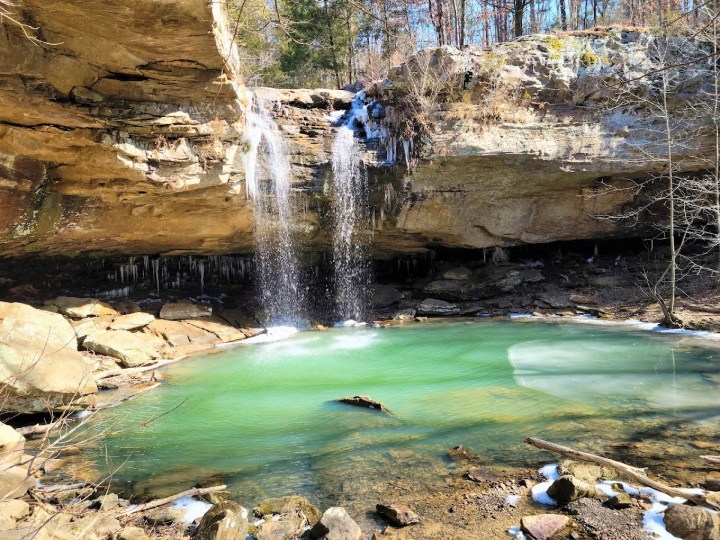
left=0, top=20, right=714, bottom=259
left=0, top=0, right=254, bottom=256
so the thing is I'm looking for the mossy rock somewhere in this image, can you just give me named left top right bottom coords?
left=253, top=495, right=322, bottom=525
left=545, top=36, right=565, bottom=51
left=580, top=50, right=598, bottom=67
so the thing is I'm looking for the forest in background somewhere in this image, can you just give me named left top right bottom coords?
left=228, top=0, right=707, bottom=88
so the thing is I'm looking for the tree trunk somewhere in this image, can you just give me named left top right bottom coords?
left=559, top=0, right=568, bottom=30
left=514, top=0, right=524, bottom=37
left=324, top=0, right=342, bottom=89
left=529, top=0, right=536, bottom=33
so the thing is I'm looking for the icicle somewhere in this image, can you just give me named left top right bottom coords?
left=151, top=259, right=160, bottom=294
left=199, top=260, right=205, bottom=296
left=402, top=138, right=411, bottom=168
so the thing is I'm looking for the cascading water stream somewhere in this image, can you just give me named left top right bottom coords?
left=331, top=93, right=372, bottom=321
left=244, top=93, right=305, bottom=325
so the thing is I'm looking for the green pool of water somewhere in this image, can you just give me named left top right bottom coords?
left=85, top=320, right=720, bottom=509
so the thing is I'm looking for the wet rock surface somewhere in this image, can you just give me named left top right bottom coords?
left=375, top=503, right=421, bottom=527
left=195, top=501, right=249, bottom=540
left=663, top=504, right=720, bottom=540
left=337, top=395, right=394, bottom=415
left=520, top=513, right=570, bottom=540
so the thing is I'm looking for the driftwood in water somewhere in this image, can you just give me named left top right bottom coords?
left=337, top=395, right=394, bottom=415
left=118, top=485, right=227, bottom=516
left=524, top=437, right=720, bottom=511
left=702, top=455, right=720, bottom=464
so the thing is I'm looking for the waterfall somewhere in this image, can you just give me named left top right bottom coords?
left=331, top=93, right=372, bottom=321
left=244, top=93, right=305, bottom=325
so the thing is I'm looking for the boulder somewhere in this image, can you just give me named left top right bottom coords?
left=195, top=501, right=249, bottom=540
left=557, top=460, right=617, bottom=483
left=71, top=316, right=113, bottom=341
left=217, top=309, right=265, bottom=338
left=0, top=465, right=35, bottom=500
left=703, top=476, right=720, bottom=492
left=422, top=280, right=464, bottom=302
left=310, top=507, right=362, bottom=540
left=66, top=513, right=121, bottom=537
left=520, top=514, right=571, bottom=540
left=254, top=495, right=322, bottom=525
left=146, top=319, right=220, bottom=350
left=143, top=506, right=187, bottom=525
left=3, top=528, right=52, bottom=540
left=416, top=298, right=460, bottom=316
left=46, top=296, right=119, bottom=318
left=83, top=330, right=162, bottom=367
left=393, top=308, right=416, bottom=320
left=184, top=317, right=246, bottom=343
left=159, top=300, right=212, bottom=320
left=376, top=504, right=420, bottom=527
left=603, top=493, right=632, bottom=509
left=466, top=467, right=499, bottom=483
left=372, top=285, right=403, bottom=308
left=440, top=267, right=472, bottom=280
left=111, top=299, right=142, bottom=315
left=109, top=312, right=156, bottom=331
left=0, top=422, right=25, bottom=468
left=255, top=517, right=306, bottom=540
left=116, top=526, right=150, bottom=540
left=0, top=498, right=29, bottom=530
left=664, top=504, right=720, bottom=540
left=546, top=475, right=602, bottom=504
left=0, top=302, right=97, bottom=413
left=90, top=493, right=119, bottom=511
left=337, top=395, right=394, bottom=415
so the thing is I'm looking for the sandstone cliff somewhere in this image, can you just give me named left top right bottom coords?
left=0, top=12, right=714, bottom=258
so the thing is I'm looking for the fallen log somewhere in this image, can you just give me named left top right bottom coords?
left=524, top=437, right=720, bottom=511
left=118, top=485, right=227, bottom=516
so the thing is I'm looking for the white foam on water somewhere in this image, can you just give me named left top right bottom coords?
left=172, top=496, right=213, bottom=524
left=508, top=312, right=535, bottom=319
left=242, top=326, right=299, bottom=344
left=327, top=332, right=378, bottom=351
left=506, top=494, right=521, bottom=507
left=507, top=525, right=527, bottom=539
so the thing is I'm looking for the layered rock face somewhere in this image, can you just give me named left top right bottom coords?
left=0, top=0, right=253, bottom=257
left=381, top=32, right=714, bottom=251
left=0, top=16, right=714, bottom=258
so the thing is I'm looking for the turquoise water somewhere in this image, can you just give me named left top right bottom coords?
left=87, top=320, right=720, bottom=508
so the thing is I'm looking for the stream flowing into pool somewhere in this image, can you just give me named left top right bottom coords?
left=83, top=320, right=720, bottom=512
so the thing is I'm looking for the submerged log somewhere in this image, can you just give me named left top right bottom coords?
left=118, top=485, right=227, bottom=516
left=525, top=437, right=720, bottom=511
left=336, top=395, right=394, bottom=415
